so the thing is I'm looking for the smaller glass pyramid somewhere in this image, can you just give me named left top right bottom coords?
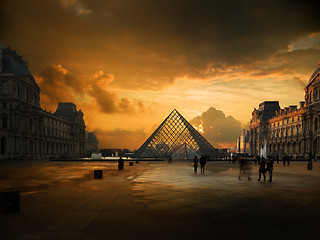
left=134, top=109, right=219, bottom=158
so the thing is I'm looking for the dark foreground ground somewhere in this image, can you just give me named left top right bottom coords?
left=0, top=160, right=320, bottom=240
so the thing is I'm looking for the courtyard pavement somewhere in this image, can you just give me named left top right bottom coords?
left=1, top=160, right=320, bottom=240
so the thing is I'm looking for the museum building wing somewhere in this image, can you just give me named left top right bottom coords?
left=0, top=45, right=86, bottom=160
left=248, top=61, right=320, bottom=158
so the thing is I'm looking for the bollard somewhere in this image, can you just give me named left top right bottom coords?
left=0, top=191, right=20, bottom=213
left=94, top=170, right=103, bottom=179
left=129, top=162, right=134, bottom=166
left=307, top=162, right=313, bottom=170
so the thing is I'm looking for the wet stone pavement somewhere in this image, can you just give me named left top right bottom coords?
left=0, top=160, right=320, bottom=240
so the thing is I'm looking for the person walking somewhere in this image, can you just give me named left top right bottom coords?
left=258, top=156, right=266, bottom=181
left=193, top=156, right=199, bottom=174
left=118, top=157, right=124, bottom=170
left=266, top=157, right=274, bottom=182
left=200, top=155, right=206, bottom=174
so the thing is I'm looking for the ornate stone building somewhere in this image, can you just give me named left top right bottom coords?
left=248, top=61, right=320, bottom=158
left=0, top=45, right=86, bottom=160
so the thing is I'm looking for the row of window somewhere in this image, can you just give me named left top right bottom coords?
left=271, top=125, right=300, bottom=138
left=305, top=87, right=320, bottom=104
left=0, top=81, right=39, bottom=104
left=44, top=117, right=68, bottom=128
left=271, top=116, right=300, bottom=127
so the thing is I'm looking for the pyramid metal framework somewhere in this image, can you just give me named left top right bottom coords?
left=134, top=109, right=219, bottom=158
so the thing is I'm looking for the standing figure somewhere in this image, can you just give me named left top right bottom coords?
left=287, top=156, right=291, bottom=165
left=193, top=156, right=199, bottom=174
left=200, top=155, right=206, bottom=174
left=258, top=156, right=266, bottom=181
left=239, top=158, right=252, bottom=180
left=118, top=157, right=124, bottom=170
left=256, top=155, right=261, bottom=164
left=266, top=157, right=274, bottom=182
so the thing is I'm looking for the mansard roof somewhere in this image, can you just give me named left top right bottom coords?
left=1, top=46, right=40, bottom=90
left=307, top=61, right=320, bottom=87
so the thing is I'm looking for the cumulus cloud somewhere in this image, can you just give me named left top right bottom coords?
left=190, top=107, right=242, bottom=148
left=35, top=64, right=147, bottom=114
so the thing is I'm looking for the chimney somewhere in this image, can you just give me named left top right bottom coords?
left=299, top=101, right=305, bottom=108
left=285, top=107, right=289, bottom=114
left=289, top=105, right=297, bottom=112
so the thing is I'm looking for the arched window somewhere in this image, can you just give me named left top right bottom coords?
left=25, top=88, right=29, bottom=100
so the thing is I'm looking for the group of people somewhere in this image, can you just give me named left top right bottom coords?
left=238, top=156, right=273, bottom=182
left=257, top=156, right=274, bottom=182
left=193, top=155, right=206, bottom=174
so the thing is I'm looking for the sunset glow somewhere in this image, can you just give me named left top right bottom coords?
left=1, top=0, right=319, bottom=150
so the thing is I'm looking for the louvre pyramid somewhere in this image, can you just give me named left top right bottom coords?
left=134, top=109, right=219, bottom=158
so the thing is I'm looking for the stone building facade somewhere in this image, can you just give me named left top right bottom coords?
left=248, top=61, right=320, bottom=158
left=0, top=46, right=86, bottom=160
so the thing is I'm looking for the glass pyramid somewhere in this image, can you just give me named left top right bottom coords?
left=134, top=109, right=219, bottom=158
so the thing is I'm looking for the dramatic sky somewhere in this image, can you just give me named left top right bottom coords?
left=1, top=0, right=320, bottom=150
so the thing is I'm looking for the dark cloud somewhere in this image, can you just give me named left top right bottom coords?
left=190, top=107, right=242, bottom=148
left=1, top=0, right=319, bottom=90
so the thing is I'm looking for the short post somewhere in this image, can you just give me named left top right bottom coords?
left=0, top=191, right=20, bottom=213
left=307, top=161, right=313, bottom=170
left=94, top=170, right=103, bottom=179
left=129, top=162, right=134, bottom=166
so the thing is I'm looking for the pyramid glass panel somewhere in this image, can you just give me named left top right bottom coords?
left=134, top=109, right=219, bottom=158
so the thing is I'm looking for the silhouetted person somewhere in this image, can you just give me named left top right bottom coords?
left=193, top=156, right=199, bottom=174
left=256, top=155, right=260, bottom=164
left=239, top=157, right=251, bottom=180
left=258, top=156, right=266, bottom=181
left=200, top=155, right=206, bottom=174
left=287, top=156, right=291, bottom=165
left=266, top=157, right=274, bottom=182
left=118, top=157, right=124, bottom=170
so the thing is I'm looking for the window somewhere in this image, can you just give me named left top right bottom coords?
left=16, top=84, right=20, bottom=97
left=2, top=102, right=7, bottom=109
left=292, top=118, right=294, bottom=122
left=0, top=137, right=7, bottom=154
left=1, top=82, right=8, bottom=95
left=2, top=117, right=7, bottom=128
left=25, top=88, right=29, bottom=100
